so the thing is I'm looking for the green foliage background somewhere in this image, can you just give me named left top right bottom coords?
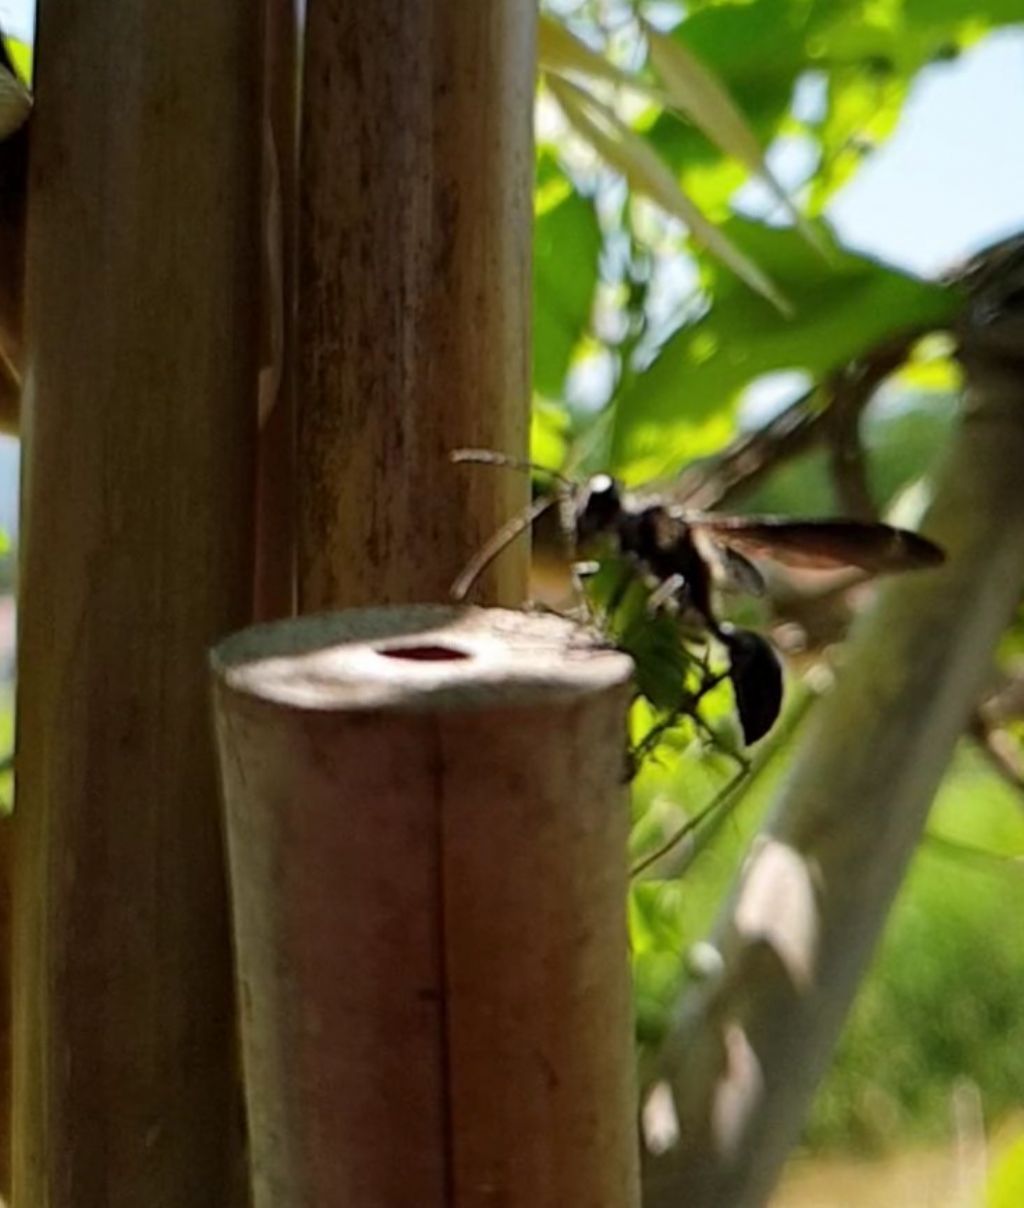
left=537, top=0, right=1024, bottom=1165
left=6, top=0, right=1024, bottom=1181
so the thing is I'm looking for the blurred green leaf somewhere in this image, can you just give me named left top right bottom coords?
left=609, top=219, right=962, bottom=481
left=2, top=36, right=32, bottom=85
left=0, top=43, right=30, bottom=138
left=537, top=13, right=672, bottom=106
left=644, top=19, right=825, bottom=254
left=989, top=1134, right=1024, bottom=1208
left=905, top=0, right=1024, bottom=28
left=584, top=561, right=701, bottom=711
left=533, top=182, right=601, bottom=397
left=548, top=74, right=791, bottom=312
left=529, top=397, right=572, bottom=469
left=645, top=0, right=809, bottom=212
left=645, top=0, right=1020, bottom=215
left=807, top=67, right=910, bottom=210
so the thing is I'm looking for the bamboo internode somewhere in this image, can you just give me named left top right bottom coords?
left=13, top=4, right=261, bottom=1204
left=212, top=606, right=640, bottom=1208
left=297, top=1, right=536, bottom=611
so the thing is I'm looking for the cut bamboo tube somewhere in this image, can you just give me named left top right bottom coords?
left=212, top=606, right=640, bottom=1208
left=14, top=3, right=261, bottom=1204
left=297, top=1, right=536, bottom=611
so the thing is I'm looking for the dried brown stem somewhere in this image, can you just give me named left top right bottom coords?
left=674, top=332, right=924, bottom=513
left=967, top=710, right=1024, bottom=797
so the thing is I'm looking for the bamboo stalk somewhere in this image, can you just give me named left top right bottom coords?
left=297, top=1, right=536, bottom=611
left=254, top=0, right=298, bottom=622
left=13, top=2, right=262, bottom=1203
left=212, top=606, right=640, bottom=1207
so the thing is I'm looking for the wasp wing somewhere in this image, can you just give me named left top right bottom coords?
left=689, top=526, right=767, bottom=595
left=681, top=513, right=945, bottom=574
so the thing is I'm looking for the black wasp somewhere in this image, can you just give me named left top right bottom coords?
left=451, top=450, right=945, bottom=745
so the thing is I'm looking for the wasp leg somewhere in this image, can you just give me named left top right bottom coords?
left=569, top=560, right=603, bottom=626
left=646, top=573, right=686, bottom=616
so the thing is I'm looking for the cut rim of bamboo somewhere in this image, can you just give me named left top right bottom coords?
left=214, top=604, right=626, bottom=710
left=212, top=605, right=641, bottom=1208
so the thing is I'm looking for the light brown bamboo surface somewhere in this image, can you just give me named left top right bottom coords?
left=213, top=606, right=640, bottom=1208
left=13, top=3, right=262, bottom=1204
left=297, top=2, right=536, bottom=611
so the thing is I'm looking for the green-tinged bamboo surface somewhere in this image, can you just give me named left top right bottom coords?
left=13, top=3, right=262, bottom=1204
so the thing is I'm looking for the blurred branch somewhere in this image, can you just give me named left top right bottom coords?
left=967, top=710, right=1024, bottom=799
left=673, top=386, right=823, bottom=511
left=675, top=333, right=921, bottom=512
left=823, top=339, right=912, bottom=519
left=641, top=252, right=1024, bottom=1208
left=978, top=662, right=1024, bottom=725
left=632, top=767, right=750, bottom=881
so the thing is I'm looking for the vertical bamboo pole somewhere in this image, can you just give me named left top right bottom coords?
left=298, top=1, right=536, bottom=611
left=254, top=0, right=298, bottom=622
left=212, top=607, right=641, bottom=1207
left=14, top=3, right=261, bottom=1205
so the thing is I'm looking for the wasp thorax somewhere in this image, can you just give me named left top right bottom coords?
left=575, top=474, right=623, bottom=544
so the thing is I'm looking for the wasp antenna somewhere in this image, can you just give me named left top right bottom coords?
left=451, top=448, right=575, bottom=489
left=451, top=494, right=560, bottom=601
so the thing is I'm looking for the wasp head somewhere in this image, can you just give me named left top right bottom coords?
left=574, top=474, right=623, bottom=546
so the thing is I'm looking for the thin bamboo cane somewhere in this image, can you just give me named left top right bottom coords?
left=14, top=3, right=262, bottom=1203
left=297, top=1, right=536, bottom=611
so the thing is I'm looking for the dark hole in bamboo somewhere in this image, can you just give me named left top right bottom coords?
left=374, top=643, right=471, bottom=662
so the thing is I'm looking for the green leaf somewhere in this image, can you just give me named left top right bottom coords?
left=807, top=67, right=911, bottom=211
left=989, top=1135, right=1024, bottom=1208
left=530, top=397, right=572, bottom=470
left=1, top=36, right=32, bottom=87
left=609, top=219, right=962, bottom=482
left=645, top=0, right=806, bottom=211
left=904, top=0, right=1024, bottom=33
left=537, top=13, right=672, bottom=107
left=547, top=75, right=791, bottom=312
left=644, top=20, right=826, bottom=257
left=533, top=182, right=601, bottom=397
left=0, top=42, right=31, bottom=138
left=645, top=0, right=1019, bottom=217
